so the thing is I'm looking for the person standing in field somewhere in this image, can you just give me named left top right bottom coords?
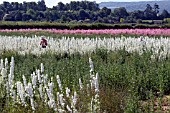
left=40, top=36, right=48, bottom=48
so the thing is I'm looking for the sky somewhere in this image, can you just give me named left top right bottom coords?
left=0, top=0, right=159, bottom=8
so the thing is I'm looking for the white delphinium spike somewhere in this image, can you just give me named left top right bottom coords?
left=22, top=75, right=27, bottom=91
left=94, top=73, right=99, bottom=93
left=8, top=57, right=15, bottom=94
left=48, top=82, right=54, bottom=94
left=25, top=83, right=34, bottom=98
left=43, top=74, right=48, bottom=86
left=16, top=81, right=26, bottom=106
left=71, top=91, right=78, bottom=113
left=46, top=87, right=51, bottom=99
left=66, top=87, right=70, bottom=98
left=90, top=79, right=93, bottom=90
left=79, top=78, right=83, bottom=90
left=38, top=84, right=43, bottom=99
left=37, top=69, right=42, bottom=84
left=86, top=84, right=90, bottom=96
left=46, top=85, right=57, bottom=111
left=72, top=91, right=77, bottom=106
left=57, top=92, right=60, bottom=105
left=66, top=105, right=72, bottom=113
left=56, top=75, right=62, bottom=91
left=90, top=73, right=100, bottom=93
left=41, top=74, right=44, bottom=83
left=48, top=99, right=57, bottom=110
left=58, top=93, right=65, bottom=108
left=1, top=68, right=7, bottom=79
left=40, top=63, right=44, bottom=73
left=0, top=59, right=4, bottom=70
left=10, top=57, right=14, bottom=75
left=30, top=98, right=35, bottom=110
left=5, top=58, right=8, bottom=69
left=31, top=72, right=37, bottom=89
left=89, top=57, right=94, bottom=74
left=8, top=73, right=14, bottom=94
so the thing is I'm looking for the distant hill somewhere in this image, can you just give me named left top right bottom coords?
left=99, top=0, right=170, bottom=13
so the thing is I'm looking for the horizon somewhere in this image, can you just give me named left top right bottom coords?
left=0, top=0, right=164, bottom=8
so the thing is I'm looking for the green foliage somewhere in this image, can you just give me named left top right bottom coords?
left=1, top=41, right=170, bottom=112
left=0, top=1, right=169, bottom=23
left=166, top=18, right=170, bottom=23
left=134, top=24, right=161, bottom=29
left=0, top=21, right=169, bottom=29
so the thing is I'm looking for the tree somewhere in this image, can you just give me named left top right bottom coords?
left=15, top=11, right=22, bottom=21
left=113, top=7, right=129, bottom=18
left=130, top=10, right=144, bottom=20
left=44, top=10, right=53, bottom=21
left=161, top=9, right=169, bottom=19
left=153, top=3, right=159, bottom=15
left=145, top=4, right=152, bottom=12
left=87, top=1, right=99, bottom=11
left=22, top=13, right=31, bottom=21
left=36, top=11, right=45, bottom=21
left=3, top=13, right=14, bottom=21
left=101, top=7, right=111, bottom=15
left=78, top=9, right=90, bottom=20
left=11, top=2, right=19, bottom=10
left=70, top=1, right=77, bottom=10
left=58, top=2, right=66, bottom=11
left=0, top=9, right=5, bottom=20
left=26, top=2, right=37, bottom=11
left=144, top=4, right=157, bottom=19
left=37, top=0, right=46, bottom=11
left=26, top=9, right=37, bottom=20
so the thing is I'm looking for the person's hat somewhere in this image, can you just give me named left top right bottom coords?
left=41, top=36, right=45, bottom=40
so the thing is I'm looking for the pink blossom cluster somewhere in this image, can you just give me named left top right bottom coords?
left=0, top=28, right=170, bottom=36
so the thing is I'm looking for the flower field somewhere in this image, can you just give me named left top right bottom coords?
left=0, top=31, right=170, bottom=112
left=0, top=28, right=170, bottom=36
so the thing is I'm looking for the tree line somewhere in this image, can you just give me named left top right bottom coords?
left=0, top=0, right=170, bottom=24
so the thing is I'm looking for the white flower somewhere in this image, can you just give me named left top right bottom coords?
left=66, top=87, right=70, bottom=98
left=0, top=59, right=4, bottom=70
left=40, top=63, right=44, bottom=73
left=79, top=78, right=83, bottom=90
left=16, top=81, right=26, bottom=106
left=22, top=75, right=27, bottom=90
left=1, top=68, right=7, bottom=78
left=59, top=93, right=65, bottom=107
left=89, top=57, right=94, bottom=73
left=37, top=69, right=42, bottom=84
left=72, top=91, right=77, bottom=106
left=56, top=75, right=62, bottom=91
left=38, top=84, right=43, bottom=99
left=5, top=58, right=8, bottom=69
left=66, top=105, right=72, bottom=113
left=25, top=83, right=33, bottom=98
left=10, top=57, right=14, bottom=75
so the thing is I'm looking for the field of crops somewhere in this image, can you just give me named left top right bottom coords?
left=0, top=29, right=170, bottom=113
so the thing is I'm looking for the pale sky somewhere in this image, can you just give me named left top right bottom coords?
left=0, top=0, right=158, bottom=8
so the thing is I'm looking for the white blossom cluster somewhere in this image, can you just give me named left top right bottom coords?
left=0, top=35, right=170, bottom=60
left=0, top=57, right=100, bottom=112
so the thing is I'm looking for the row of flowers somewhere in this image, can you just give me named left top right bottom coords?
left=0, top=29, right=170, bottom=36
left=0, top=35, right=169, bottom=60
